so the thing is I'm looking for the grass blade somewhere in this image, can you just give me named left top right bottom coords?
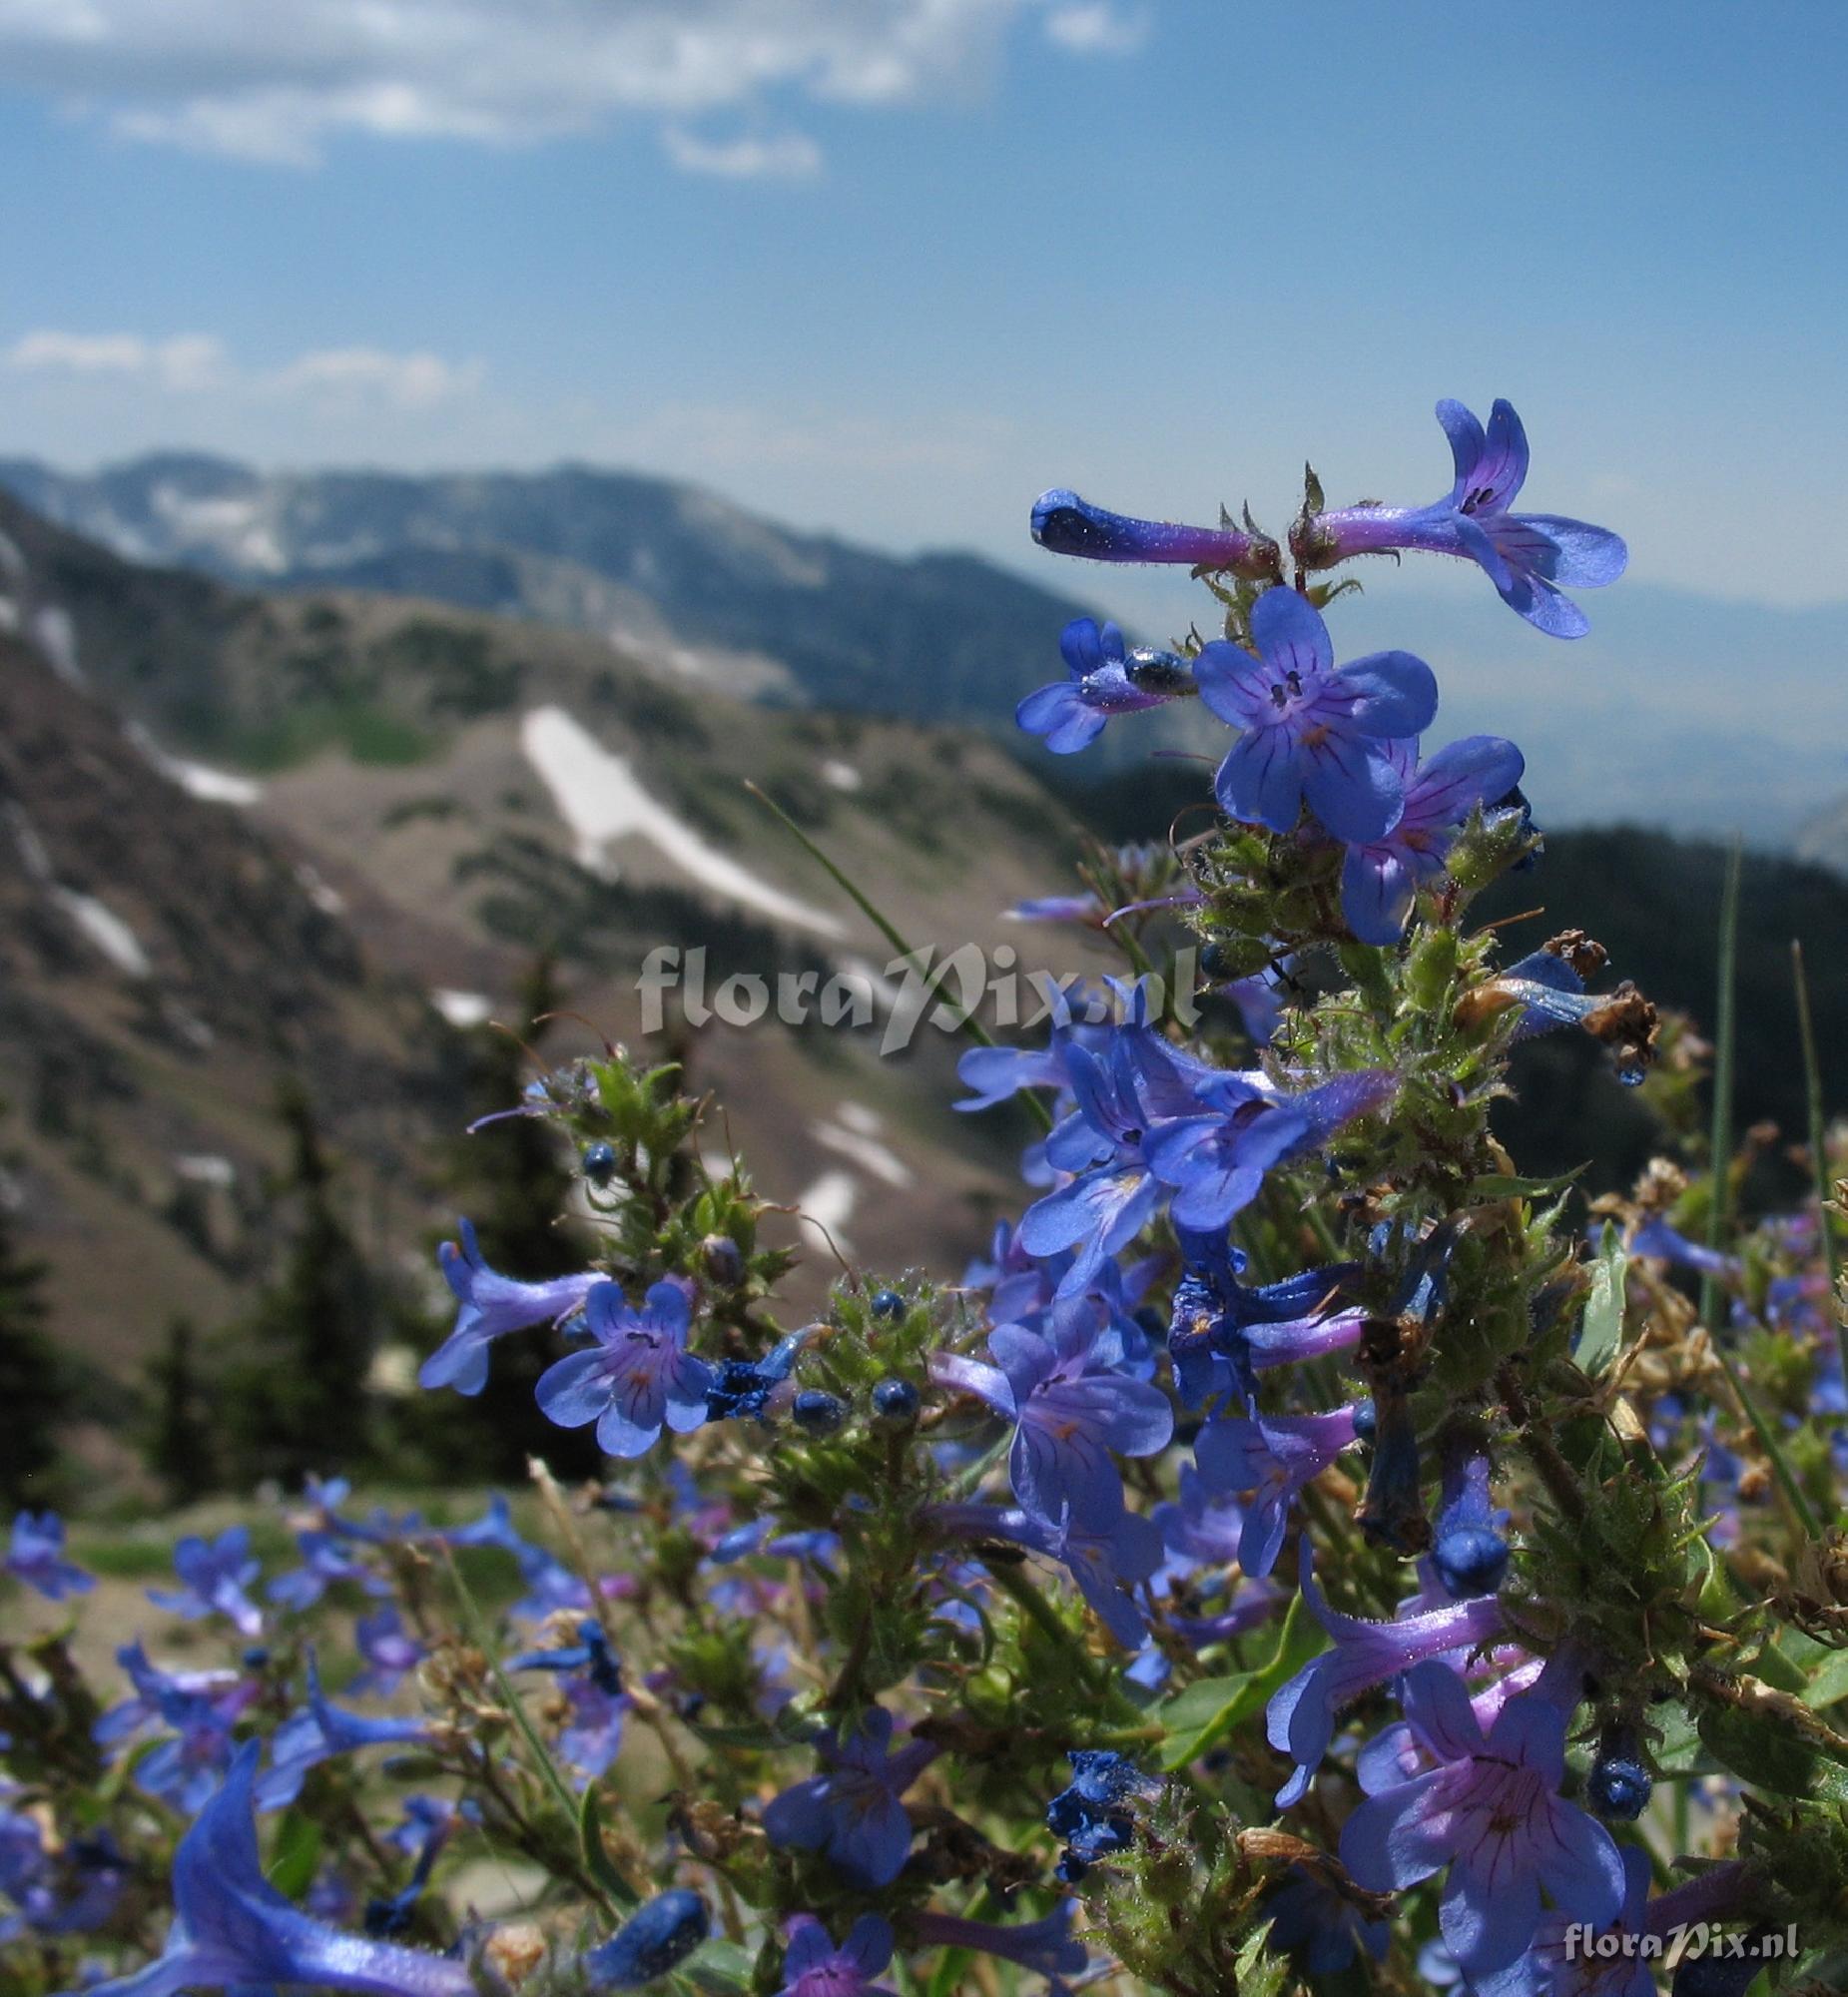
left=1698, top=839, right=1742, bottom=1336
left=1792, top=939, right=1844, bottom=1385
left=743, top=779, right=1054, bottom=1132
left=1697, top=846, right=1820, bottom=1538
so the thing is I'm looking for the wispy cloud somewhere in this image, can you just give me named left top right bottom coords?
left=1042, top=4, right=1149, bottom=56
left=6, top=331, right=227, bottom=391
left=662, top=126, right=823, bottom=181
left=0, top=0, right=1086, bottom=172
left=5, top=331, right=482, bottom=409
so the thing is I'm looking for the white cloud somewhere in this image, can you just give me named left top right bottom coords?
left=4, top=330, right=480, bottom=408
left=1043, top=3, right=1148, bottom=55
left=0, top=0, right=1051, bottom=170
left=5, top=330, right=226, bottom=389
left=662, top=126, right=823, bottom=180
left=269, top=346, right=485, bottom=407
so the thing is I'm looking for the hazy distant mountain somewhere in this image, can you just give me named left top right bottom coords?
left=0, top=451, right=1100, bottom=724
left=8, top=451, right=1848, bottom=846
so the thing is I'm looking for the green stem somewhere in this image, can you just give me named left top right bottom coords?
left=440, top=1548, right=625, bottom=1914
left=983, top=1560, right=1143, bottom=1725
left=744, top=780, right=1053, bottom=1133
left=1792, top=940, right=1845, bottom=1386
left=1697, top=841, right=1742, bottom=1337
left=1708, top=1336, right=1822, bottom=1541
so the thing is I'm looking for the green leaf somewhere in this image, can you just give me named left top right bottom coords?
left=1805, top=1649, right=1848, bottom=1712
left=1697, top=1701, right=1848, bottom=1800
left=680, top=1940, right=756, bottom=1995
left=267, top=1807, right=322, bottom=1901
left=1574, top=1224, right=1628, bottom=1376
left=579, top=1781, right=641, bottom=1909
left=1156, top=1592, right=1319, bottom=1772
left=1469, top=1167, right=1585, bottom=1202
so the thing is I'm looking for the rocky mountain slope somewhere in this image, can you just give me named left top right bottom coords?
left=0, top=494, right=1096, bottom=1382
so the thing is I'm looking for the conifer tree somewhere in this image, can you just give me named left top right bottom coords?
left=0, top=1158, right=68, bottom=1508
left=144, top=1317, right=219, bottom=1505
left=221, top=1079, right=377, bottom=1486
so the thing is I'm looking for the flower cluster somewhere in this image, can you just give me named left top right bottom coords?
left=8, top=401, right=1848, bottom=1997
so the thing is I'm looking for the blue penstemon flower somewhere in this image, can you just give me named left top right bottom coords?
left=1015, top=617, right=1197, bottom=754
left=1340, top=1661, right=1625, bottom=1979
left=77, top=1742, right=477, bottom=1997
left=928, top=1293, right=1172, bottom=1530
left=762, top=1706, right=937, bottom=1887
left=421, top=1217, right=601, bottom=1396
left=1295, top=397, right=1627, bottom=637
left=1339, top=733, right=1527, bottom=944
left=1193, top=586, right=1438, bottom=843
left=535, top=1276, right=713, bottom=1459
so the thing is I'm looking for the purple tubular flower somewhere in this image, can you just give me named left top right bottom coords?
left=1016, top=618, right=1196, bottom=755
left=350, top=1609, right=425, bottom=1697
left=256, top=1655, right=438, bottom=1811
left=929, top=1502, right=1163, bottom=1649
left=913, top=1905, right=1088, bottom=1990
left=762, top=1707, right=936, bottom=1887
left=1167, top=1242, right=1362, bottom=1409
left=1298, top=399, right=1627, bottom=638
left=148, top=1526, right=265, bottom=1638
left=1340, top=1662, right=1624, bottom=1979
left=534, top=1277, right=713, bottom=1459
left=1341, top=735, right=1527, bottom=945
left=1266, top=1544, right=1505, bottom=1806
left=1016, top=1005, right=1213, bottom=1290
left=583, top=1889, right=711, bottom=1990
left=1031, top=488, right=1281, bottom=578
left=268, top=1531, right=392, bottom=1614
left=777, top=1914, right=897, bottom=1997
left=4, top=1512, right=94, bottom=1602
left=1263, top=1863, right=1389, bottom=1978
left=1148, top=1067, right=1397, bottom=1234
left=421, top=1217, right=600, bottom=1396
left=1195, top=1407, right=1361, bottom=1579
left=77, top=1742, right=476, bottom=1997
left=0, top=1812, right=127, bottom=1939
left=931, top=1301, right=1172, bottom=1530
left=1195, top=587, right=1438, bottom=843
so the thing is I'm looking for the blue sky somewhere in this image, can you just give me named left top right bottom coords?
left=2, top=0, right=1846, bottom=605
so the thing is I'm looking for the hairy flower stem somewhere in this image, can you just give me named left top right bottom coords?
left=981, top=1561, right=1143, bottom=1726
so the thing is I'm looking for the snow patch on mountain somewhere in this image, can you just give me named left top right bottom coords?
left=128, top=723, right=265, bottom=805
left=56, top=889, right=152, bottom=978
left=520, top=704, right=846, bottom=938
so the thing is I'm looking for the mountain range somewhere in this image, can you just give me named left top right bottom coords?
left=7, top=450, right=1847, bottom=847
left=0, top=487, right=1095, bottom=1418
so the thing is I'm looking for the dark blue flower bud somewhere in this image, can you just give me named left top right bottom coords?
left=1587, top=1741, right=1651, bottom=1821
left=1351, top=1399, right=1377, bottom=1445
left=1431, top=1451, right=1511, bottom=1598
left=241, top=1647, right=271, bottom=1669
left=1432, top=1526, right=1511, bottom=1600
left=700, top=1233, right=745, bottom=1285
left=871, top=1377, right=921, bottom=1428
left=583, top=1889, right=710, bottom=1989
left=792, top=1390, right=847, bottom=1437
left=870, top=1288, right=907, bottom=1321
left=582, top=1141, right=619, bottom=1186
